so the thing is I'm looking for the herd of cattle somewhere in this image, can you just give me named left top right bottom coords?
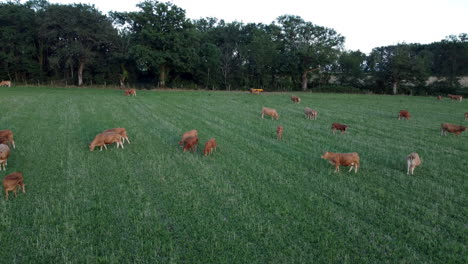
left=1, top=90, right=467, bottom=200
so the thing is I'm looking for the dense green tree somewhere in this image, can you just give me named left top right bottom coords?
left=112, top=0, right=197, bottom=87
left=336, top=50, right=367, bottom=87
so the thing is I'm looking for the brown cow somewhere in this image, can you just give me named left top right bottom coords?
left=3, top=172, right=25, bottom=200
left=124, top=89, right=136, bottom=96
left=179, top=130, right=198, bottom=146
left=398, top=110, right=411, bottom=120
left=465, top=112, right=468, bottom=121
left=321, top=152, right=360, bottom=173
left=89, top=132, right=124, bottom=151
left=406, top=152, right=421, bottom=175
left=261, top=107, right=279, bottom=120
left=0, top=81, right=11, bottom=87
left=276, top=125, right=283, bottom=140
left=183, top=136, right=198, bottom=152
left=291, top=95, right=301, bottom=103
left=447, top=94, right=462, bottom=102
left=0, top=129, right=15, bottom=149
left=203, top=138, right=217, bottom=156
left=304, top=107, right=318, bottom=120
left=437, top=96, right=442, bottom=100
left=332, top=123, right=349, bottom=134
left=440, top=123, right=467, bottom=136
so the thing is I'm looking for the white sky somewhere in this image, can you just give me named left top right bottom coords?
left=47, top=0, right=468, bottom=54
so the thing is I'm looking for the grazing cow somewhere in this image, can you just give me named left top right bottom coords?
left=89, top=132, right=124, bottom=151
left=331, top=123, right=349, bottom=134
left=465, top=112, right=468, bottom=121
left=437, top=96, right=442, bottom=100
left=398, top=110, right=411, bottom=120
left=321, top=152, right=360, bottom=173
left=3, top=172, right=25, bottom=200
left=0, top=129, right=15, bottom=149
left=406, top=152, right=421, bottom=175
left=179, top=130, right=198, bottom=146
left=261, top=107, right=279, bottom=120
left=104, top=128, right=130, bottom=144
left=447, top=94, right=463, bottom=102
left=124, top=88, right=136, bottom=96
left=0, top=81, right=11, bottom=87
left=291, top=95, right=301, bottom=103
left=203, top=138, right=217, bottom=156
left=304, top=107, right=318, bottom=120
left=276, top=125, right=283, bottom=140
left=183, top=136, right=198, bottom=152
left=0, top=144, right=10, bottom=171
left=440, top=123, right=467, bottom=136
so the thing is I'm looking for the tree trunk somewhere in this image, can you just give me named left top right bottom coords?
left=78, top=61, right=84, bottom=86
left=392, top=80, right=399, bottom=95
left=159, top=65, right=167, bottom=88
left=301, top=70, right=308, bottom=91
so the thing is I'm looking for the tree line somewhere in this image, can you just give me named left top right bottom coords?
left=1, top=0, right=467, bottom=94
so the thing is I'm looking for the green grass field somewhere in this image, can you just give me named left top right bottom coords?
left=0, top=86, right=466, bottom=263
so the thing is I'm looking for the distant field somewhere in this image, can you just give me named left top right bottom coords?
left=0, top=86, right=466, bottom=263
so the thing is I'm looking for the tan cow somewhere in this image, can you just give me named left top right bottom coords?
left=0, top=81, right=11, bottom=87
left=321, top=152, right=360, bottom=173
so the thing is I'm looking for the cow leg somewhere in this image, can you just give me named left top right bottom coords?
left=348, top=166, right=353, bottom=172
left=407, top=161, right=411, bottom=175
left=355, top=165, right=358, bottom=173
left=12, top=140, right=15, bottom=149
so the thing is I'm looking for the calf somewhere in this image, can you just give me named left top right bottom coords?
left=332, top=123, right=349, bottom=134
left=0, top=81, right=11, bottom=87
left=104, top=128, right=130, bottom=144
left=89, top=132, right=124, bottom=151
left=321, top=151, right=360, bottom=173
left=304, top=107, right=318, bottom=120
left=203, top=138, right=217, bottom=156
left=398, top=110, right=411, bottom=120
left=261, top=107, right=279, bottom=120
left=437, top=96, right=442, bottom=100
left=179, top=130, right=198, bottom=146
left=291, top=95, right=301, bottom=103
left=0, top=144, right=10, bottom=171
left=124, top=88, right=137, bottom=96
left=406, top=152, right=421, bottom=175
left=183, top=136, right=198, bottom=152
left=3, top=172, right=25, bottom=200
left=276, top=125, right=283, bottom=140
left=440, top=123, right=467, bottom=136
left=0, top=129, right=15, bottom=149
left=448, top=94, right=463, bottom=102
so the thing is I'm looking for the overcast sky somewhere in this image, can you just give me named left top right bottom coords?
left=48, top=0, right=468, bottom=54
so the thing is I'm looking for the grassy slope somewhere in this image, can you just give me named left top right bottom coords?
left=0, top=87, right=466, bottom=263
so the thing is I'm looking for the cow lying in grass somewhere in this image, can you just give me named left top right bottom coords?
left=179, top=130, right=198, bottom=146
left=332, top=123, right=349, bottom=134
left=440, top=123, right=467, bottom=136
left=406, top=152, right=421, bottom=175
left=291, top=96, right=301, bottom=103
left=89, top=132, right=124, bottom=151
left=276, top=125, right=283, bottom=140
left=0, top=81, right=11, bottom=87
left=0, top=144, right=10, bottom=171
left=104, top=128, right=130, bottom=144
left=124, top=89, right=136, bottom=96
left=448, top=94, right=462, bottom=102
left=321, top=152, right=360, bottom=173
left=304, top=107, right=318, bottom=120
left=261, top=107, right=279, bottom=120
left=0, top=129, right=15, bottom=149
left=203, top=138, right=217, bottom=156
left=398, top=110, right=411, bottom=120
left=3, top=172, right=25, bottom=200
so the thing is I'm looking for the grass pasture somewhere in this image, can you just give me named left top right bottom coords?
left=0, top=86, right=467, bottom=263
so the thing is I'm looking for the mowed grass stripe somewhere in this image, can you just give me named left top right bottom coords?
left=0, top=87, right=466, bottom=263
